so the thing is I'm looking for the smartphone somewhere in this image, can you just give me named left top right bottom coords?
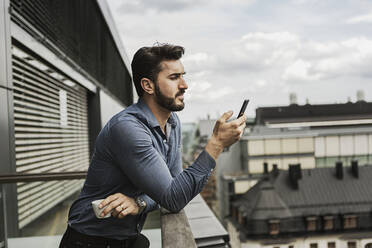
left=237, top=99, right=249, bottom=118
left=92, top=199, right=112, bottom=219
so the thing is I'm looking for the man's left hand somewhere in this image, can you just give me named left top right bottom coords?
left=99, top=193, right=139, bottom=218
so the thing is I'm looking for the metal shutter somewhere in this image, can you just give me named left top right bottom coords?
left=12, top=45, right=90, bottom=228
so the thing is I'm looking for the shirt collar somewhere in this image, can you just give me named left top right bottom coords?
left=136, top=98, right=177, bottom=128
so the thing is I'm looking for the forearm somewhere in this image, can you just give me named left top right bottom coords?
left=205, top=135, right=224, bottom=161
left=160, top=150, right=215, bottom=212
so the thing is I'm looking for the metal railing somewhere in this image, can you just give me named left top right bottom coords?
left=0, top=171, right=87, bottom=184
left=0, top=172, right=199, bottom=248
left=0, top=171, right=87, bottom=248
left=0, top=172, right=226, bottom=248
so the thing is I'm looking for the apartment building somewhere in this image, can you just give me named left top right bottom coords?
left=218, top=99, right=372, bottom=223
left=228, top=163, right=372, bottom=248
left=244, top=100, right=372, bottom=173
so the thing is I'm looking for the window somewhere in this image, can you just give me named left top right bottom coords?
left=323, top=216, right=334, bottom=230
left=269, top=220, right=280, bottom=235
left=228, top=182, right=234, bottom=194
left=306, top=216, right=317, bottom=231
left=328, top=242, right=336, bottom=248
left=310, top=243, right=318, bottom=248
left=347, top=241, right=356, bottom=248
left=231, top=206, right=237, bottom=219
left=365, top=243, right=372, bottom=248
left=238, top=212, right=245, bottom=225
left=344, top=215, right=357, bottom=229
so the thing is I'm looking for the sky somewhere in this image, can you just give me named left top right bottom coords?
left=107, top=0, right=372, bottom=123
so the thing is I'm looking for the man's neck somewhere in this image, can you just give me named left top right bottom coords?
left=141, top=96, right=171, bottom=133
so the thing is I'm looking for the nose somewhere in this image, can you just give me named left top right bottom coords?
left=179, top=77, right=188, bottom=90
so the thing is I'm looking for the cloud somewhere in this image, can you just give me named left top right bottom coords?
left=106, top=0, right=372, bottom=122
left=309, top=37, right=372, bottom=79
left=117, top=0, right=207, bottom=13
left=346, top=13, right=372, bottom=24
left=282, top=59, right=321, bottom=81
left=188, top=80, right=211, bottom=92
left=239, top=32, right=300, bottom=66
left=180, top=32, right=372, bottom=87
left=186, top=80, right=234, bottom=102
left=291, top=0, right=320, bottom=4
left=182, top=52, right=215, bottom=71
left=227, top=32, right=372, bottom=83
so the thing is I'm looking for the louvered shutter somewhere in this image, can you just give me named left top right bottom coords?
left=12, top=45, right=90, bottom=228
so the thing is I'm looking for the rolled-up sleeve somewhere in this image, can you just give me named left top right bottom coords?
left=109, top=119, right=215, bottom=213
left=140, top=194, right=159, bottom=213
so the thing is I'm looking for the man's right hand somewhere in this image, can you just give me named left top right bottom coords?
left=205, top=111, right=246, bottom=160
left=98, top=193, right=140, bottom=218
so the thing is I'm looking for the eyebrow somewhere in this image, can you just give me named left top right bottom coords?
left=168, top=72, right=186, bottom=77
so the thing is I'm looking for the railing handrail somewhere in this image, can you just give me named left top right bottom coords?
left=0, top=171, right=87, bottom=183
left=161, top=209, right=197, bottom=248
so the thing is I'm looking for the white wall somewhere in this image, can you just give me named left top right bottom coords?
left=316, top=134, right=372, bottom=159
left=247, top=138, right=315, bottom=157
left=246, top=137, right=316, bottom=173
left=244, top=132, right=372, bottom=173
left=100, top=90, right=125, bottom=127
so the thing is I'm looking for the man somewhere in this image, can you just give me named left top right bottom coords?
left=59, top=44, right=246, bottom=248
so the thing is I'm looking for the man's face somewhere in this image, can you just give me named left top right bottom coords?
left=154, top=60, right=188, bottom=112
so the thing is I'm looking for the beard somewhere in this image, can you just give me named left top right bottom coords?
left=154, top=83, right=185, bottom=112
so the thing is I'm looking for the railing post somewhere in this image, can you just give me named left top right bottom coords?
left=1, top=184, right=8, bottom=248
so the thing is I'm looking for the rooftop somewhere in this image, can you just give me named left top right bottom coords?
left=233, top=164, right=372, bottom=220
left=242, top=125, right=372, bottom=140
left=255, top=101, right=372, bottom=127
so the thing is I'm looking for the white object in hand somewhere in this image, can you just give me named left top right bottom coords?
left=92, top=199, right=112, bottom=219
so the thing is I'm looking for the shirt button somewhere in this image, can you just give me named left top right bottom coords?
left=163, top=139, right=167, bottom=143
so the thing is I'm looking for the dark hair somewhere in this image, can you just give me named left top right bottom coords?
left=131, top=43, right=185, bottom=97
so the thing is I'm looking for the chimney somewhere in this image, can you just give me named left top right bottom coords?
left=351, top=160, right=359, bottom=178
left=263, top=162, right=268, bottom=174
left=289, top=93, right=297, bottom=105
left=288, top=164, right=302, bottom=189
left=272, top=164, right=279, bottom=177
left=335, top=161, right=343, bottom=179
left=357, top=90, right=365, bottom=102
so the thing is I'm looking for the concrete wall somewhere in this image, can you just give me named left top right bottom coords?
left=100, top=90, right=126, bottom=127
left=0, top=0, right=19, bottom=237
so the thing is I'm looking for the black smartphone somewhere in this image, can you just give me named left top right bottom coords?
left=237, top=99, right=249, bottom=118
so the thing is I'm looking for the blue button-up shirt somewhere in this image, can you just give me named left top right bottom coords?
left=68, top=99, right=216, bottom=240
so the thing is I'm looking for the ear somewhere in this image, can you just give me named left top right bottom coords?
left=140, top=78, right=155, bottom=95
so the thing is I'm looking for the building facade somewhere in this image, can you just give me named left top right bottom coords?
left=228, top=164, right=372, bottom=248
left=0, top=0, right=133, bottom=240
left=218, top=101, right=372, bottom=224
